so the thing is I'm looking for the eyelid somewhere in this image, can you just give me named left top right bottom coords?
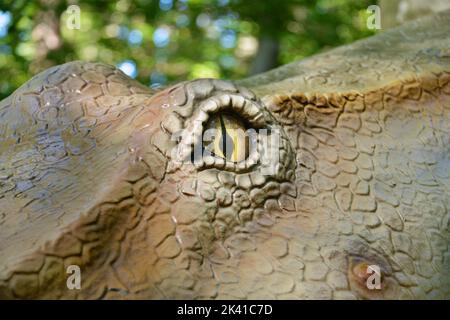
left=199, top=94, right=267, bottom=128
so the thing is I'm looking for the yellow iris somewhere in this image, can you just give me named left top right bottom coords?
left=205, top=113, right=249, bottom=163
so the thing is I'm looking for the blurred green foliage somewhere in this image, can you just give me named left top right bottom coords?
left=0, top=0, right=377, bottom=99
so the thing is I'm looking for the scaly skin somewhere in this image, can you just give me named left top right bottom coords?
left=0, top=10, right=449, bottom=299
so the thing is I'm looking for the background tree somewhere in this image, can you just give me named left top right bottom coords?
left=0, top=0, right=378, bottom=99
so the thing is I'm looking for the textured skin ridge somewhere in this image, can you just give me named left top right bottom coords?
left=0, top=10, right=449, bottom=299
left=240, top=9, right=450, bottom=96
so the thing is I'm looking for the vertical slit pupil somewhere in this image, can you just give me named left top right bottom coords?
left=219, top=114, right=235, bottom=161
left=202, top=113, right=250, bottom=163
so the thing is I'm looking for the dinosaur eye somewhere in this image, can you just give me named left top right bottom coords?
left=203, top=113, right=250, bottom=163
left=171, top=88, right=290, bottom=174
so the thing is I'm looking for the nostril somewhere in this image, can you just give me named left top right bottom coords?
left=346, top=253, right=397, bottom=299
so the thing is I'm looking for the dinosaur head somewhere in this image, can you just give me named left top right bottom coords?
left=1, top=10, right=449, bottom=299
left=116, top=78, right=403, bottom=300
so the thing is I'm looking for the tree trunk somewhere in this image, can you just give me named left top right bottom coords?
left=249, top=35, right=279, bottom=76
